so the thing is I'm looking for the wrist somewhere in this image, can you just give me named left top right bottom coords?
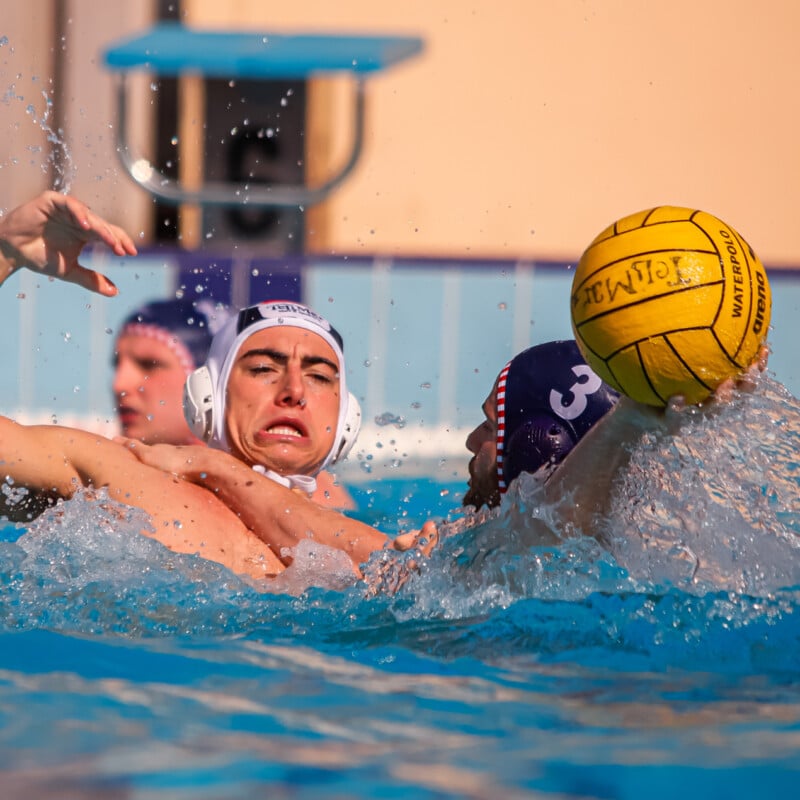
left=182, top=448, right=216, bottom=485
left=0, top=240, right=18, bottom=285
left=186, top=448, right=244, bottom=488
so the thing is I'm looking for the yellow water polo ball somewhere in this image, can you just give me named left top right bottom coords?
left=570, top=206, right=771, bottom=407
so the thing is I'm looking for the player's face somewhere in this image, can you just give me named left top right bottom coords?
left=463, top=380, right=501, bottom=509
left=223, top=326, right=340, bottom=477
left=113, top=334, right=194, bottom=445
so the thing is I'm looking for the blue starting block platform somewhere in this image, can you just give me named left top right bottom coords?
left=103, top=23, right=423, bottom=208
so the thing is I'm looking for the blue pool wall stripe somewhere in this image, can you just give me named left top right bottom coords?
left=1, top=250, right=797, bottom=435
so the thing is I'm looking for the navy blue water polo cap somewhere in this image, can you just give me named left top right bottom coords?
left=117, top=298, right=230, bottom=375
left=496, top=340, right=619, bottom=492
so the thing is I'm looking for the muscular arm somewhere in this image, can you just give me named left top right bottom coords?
left=0, top=418, right=286, bottom=578
left=0, top=418, right=85, bottom=520
left=0, top=416, right=205, bottom=521
left=543, top=396, right=665, bottom=537
left=545, top=351, right=770, bottom=538
left=117, top=440, right=391, bottom=568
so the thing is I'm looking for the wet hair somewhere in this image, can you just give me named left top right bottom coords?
left=117, top=298, right=231, bottom=375
left=496, top=340, right=619, bottom=491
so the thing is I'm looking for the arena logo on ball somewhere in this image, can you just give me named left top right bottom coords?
left=717, top=227, right=769, bottom=336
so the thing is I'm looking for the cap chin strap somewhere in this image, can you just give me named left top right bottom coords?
left=251, top=464, right=317, bottom=495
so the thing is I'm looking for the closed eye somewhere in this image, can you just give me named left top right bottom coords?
left=307, top=370, right=336, bottom=385
left=113, top=355, right=169, bottom=372
left=249, top=363, right=280, bottom=377
left=136, top=358, right=166, bottom=371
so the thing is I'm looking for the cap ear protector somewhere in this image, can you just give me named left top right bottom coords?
left=184, top=364, right=214, bottom=442
left=182, top=363, right=362, bottom=465
left=332, top=392, right=362, bottom=464
left=502, top=412, right=576, bottom=485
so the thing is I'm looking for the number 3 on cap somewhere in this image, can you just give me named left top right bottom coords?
left=549, top=365, right=602, bottom=421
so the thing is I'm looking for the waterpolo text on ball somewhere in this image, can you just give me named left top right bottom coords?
left=570, top=206, right=771, bottom=406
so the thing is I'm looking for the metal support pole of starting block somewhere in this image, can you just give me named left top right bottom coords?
left=103, top=23, right=424, bottom=209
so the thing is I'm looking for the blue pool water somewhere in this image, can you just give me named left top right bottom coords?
left=1, top=374, right=799, bottom=798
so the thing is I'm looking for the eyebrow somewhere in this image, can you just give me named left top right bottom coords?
left=111, top=351, right=170, bottom=367
left=239, top=347, right=339, bottom=373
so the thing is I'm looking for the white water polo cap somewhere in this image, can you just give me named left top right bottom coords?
left=183, top=300, right=361, bottom=492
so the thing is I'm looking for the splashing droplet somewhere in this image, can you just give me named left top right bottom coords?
left=374, top=412, right=407, bottom=429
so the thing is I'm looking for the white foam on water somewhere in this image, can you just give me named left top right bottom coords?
left=2, top=376, right=799, bottom=635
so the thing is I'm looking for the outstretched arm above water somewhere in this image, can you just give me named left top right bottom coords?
left=0, top=190, right=137, bottom=293
left=545, top=348, right=771, bottom=537
left=0, top=416, right=287, bottom=578
left=116, top=438, right=437, bottom=572
left=543, top=395, right=664, bottom=533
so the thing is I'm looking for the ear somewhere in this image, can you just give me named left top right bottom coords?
left=503, top=414, right=576, bottom=486
left=183, top=365, right=215, bottom=442
left=331, top=392, right=362, bottom=463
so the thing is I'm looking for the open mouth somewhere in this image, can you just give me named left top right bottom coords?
left=266, top=425, right=303, bottom=437
left=258, top=418, right=308, bottom=440
left=117, top=406, right=140, bottom=424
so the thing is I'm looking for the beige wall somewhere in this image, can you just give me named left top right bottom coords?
left=1, top=5, right=56, bottom=209
left=186, top=0, right=800, bottom=265
left=2, top=1, right=799, bottom=265
left=1, top=0, right=154, bottom=236
left=61, top=0, right=155, bottom=234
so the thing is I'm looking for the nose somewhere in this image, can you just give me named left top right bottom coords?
left=113, top=357, right=140, bottom=399
left=275, top=362, right=306, bottom=407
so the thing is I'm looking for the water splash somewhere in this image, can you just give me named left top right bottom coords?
left=0, top=376, right=798, bottom=665
left=374, top=411, right=407, bottom=428
left=599, top=375, right=800, bottom=595
left=1, top=51, right=74, bottom=190
left=361, top=375, right=800, bottom=647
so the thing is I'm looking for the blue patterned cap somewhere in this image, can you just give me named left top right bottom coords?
left=118, top=298, right=230, bottom=373
left=496, top=340, right=619, bottom=490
